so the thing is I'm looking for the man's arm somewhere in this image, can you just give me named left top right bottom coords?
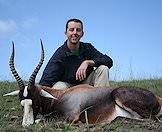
left=39, top=60, right=64, bottom=87
left=76, top=60, right=94, bottom=81
left=88, top=44, right=113, bottom=68
left=39, top=49, right=65, bottom=87
left=75, top=43, right=113, bottom=81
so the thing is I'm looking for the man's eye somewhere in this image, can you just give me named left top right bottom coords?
left=76, top=28, right=82, bottom=32
left=69, top=28, right=74, bottom=31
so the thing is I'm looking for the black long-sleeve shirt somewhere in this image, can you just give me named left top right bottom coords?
left=39, top=41, right=113, bottom=87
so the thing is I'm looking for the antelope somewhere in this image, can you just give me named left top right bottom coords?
left=4, top=40, right=162, bottom=127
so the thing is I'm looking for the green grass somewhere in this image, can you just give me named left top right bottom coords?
left=0, top=78, right=162, bottom=131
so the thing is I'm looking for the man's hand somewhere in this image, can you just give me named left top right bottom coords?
left=76, top=60, right=94, bottom=81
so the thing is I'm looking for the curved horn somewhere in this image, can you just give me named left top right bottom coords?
left=9, top=42, right=25, bottom=90
left=28, top=39, right=44, bottom=88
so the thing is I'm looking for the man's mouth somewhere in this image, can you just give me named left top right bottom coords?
left=72, top=37, right=78, bottom=40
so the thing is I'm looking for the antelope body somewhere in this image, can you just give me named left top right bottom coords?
left=4, top=40, right=162, bottom=127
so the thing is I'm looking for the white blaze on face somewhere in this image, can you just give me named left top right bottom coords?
left=21, top=99, right=34, bottom=127
left=23, top=86, right=28, bottom=97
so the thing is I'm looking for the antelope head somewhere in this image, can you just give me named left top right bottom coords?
left=4, top=40, right=57, bottom=127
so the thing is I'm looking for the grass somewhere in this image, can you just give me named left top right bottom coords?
left=0, top=78, right=162, bottom=131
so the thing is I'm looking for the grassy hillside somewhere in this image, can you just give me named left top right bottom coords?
left=0, top=78, right=162, bottom=131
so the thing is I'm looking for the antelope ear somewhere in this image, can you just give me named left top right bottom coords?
left=3, top=90, right=20, bottom=96
left=40, top=89, right=58, bottom=100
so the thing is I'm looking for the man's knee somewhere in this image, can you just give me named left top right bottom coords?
left=93, top=65, right=110, bottom=87
left=52, top=81, right=70, bottom=89
left=95, top=65, right=109, bottom=73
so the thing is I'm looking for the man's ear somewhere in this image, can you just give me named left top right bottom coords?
left=81, top=31, right=84, bottom=37
left=64, top=31, right=67, bottom=35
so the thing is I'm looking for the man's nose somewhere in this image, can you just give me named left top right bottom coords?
left=73, top=29, right=77, bottom=34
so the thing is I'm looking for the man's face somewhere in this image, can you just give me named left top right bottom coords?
left=65, top=21, right=84, bottom=45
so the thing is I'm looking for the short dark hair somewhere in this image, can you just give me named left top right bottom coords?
left=65, top=18, right=83, bottom=31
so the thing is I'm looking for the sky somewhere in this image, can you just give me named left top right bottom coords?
left=0, top=0, right=162, bottom=82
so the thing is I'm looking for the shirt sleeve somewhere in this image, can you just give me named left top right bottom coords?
left=87, top=44, right=113, bottom=68
left=39, top=49, right=64, bottom=87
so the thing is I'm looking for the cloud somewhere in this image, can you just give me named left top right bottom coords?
left=0, top=17, right=39, bottom=39
left=0, top=20, right=17, bottom=36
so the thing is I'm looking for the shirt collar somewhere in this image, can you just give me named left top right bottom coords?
left=64, top=40, right=80, bottom=57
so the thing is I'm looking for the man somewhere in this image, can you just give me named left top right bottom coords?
left=39, top=18, right=113, bottom=89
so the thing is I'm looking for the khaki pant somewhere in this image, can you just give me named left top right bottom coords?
left=52, top=65, right=110, bottom=89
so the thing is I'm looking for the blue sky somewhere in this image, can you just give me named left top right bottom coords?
left=0, top=0, right=162, bottom=82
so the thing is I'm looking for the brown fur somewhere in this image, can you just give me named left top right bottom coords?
left=30, top=84, right=162, bottom=124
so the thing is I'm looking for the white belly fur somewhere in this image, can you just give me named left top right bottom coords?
left=110, top=104, right=142, bottom=122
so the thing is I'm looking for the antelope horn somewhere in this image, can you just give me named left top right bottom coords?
left=9, top=42, right=25, bottom=90
left=28, top=39, right=44, bottom=88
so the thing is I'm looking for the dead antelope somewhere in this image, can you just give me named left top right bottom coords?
left=4, top=40, right=162, bottom=127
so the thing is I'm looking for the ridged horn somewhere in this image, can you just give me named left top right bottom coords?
left=28, top=39, right=44, bottom=88
left=9, top=42, right=25, bottom=90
